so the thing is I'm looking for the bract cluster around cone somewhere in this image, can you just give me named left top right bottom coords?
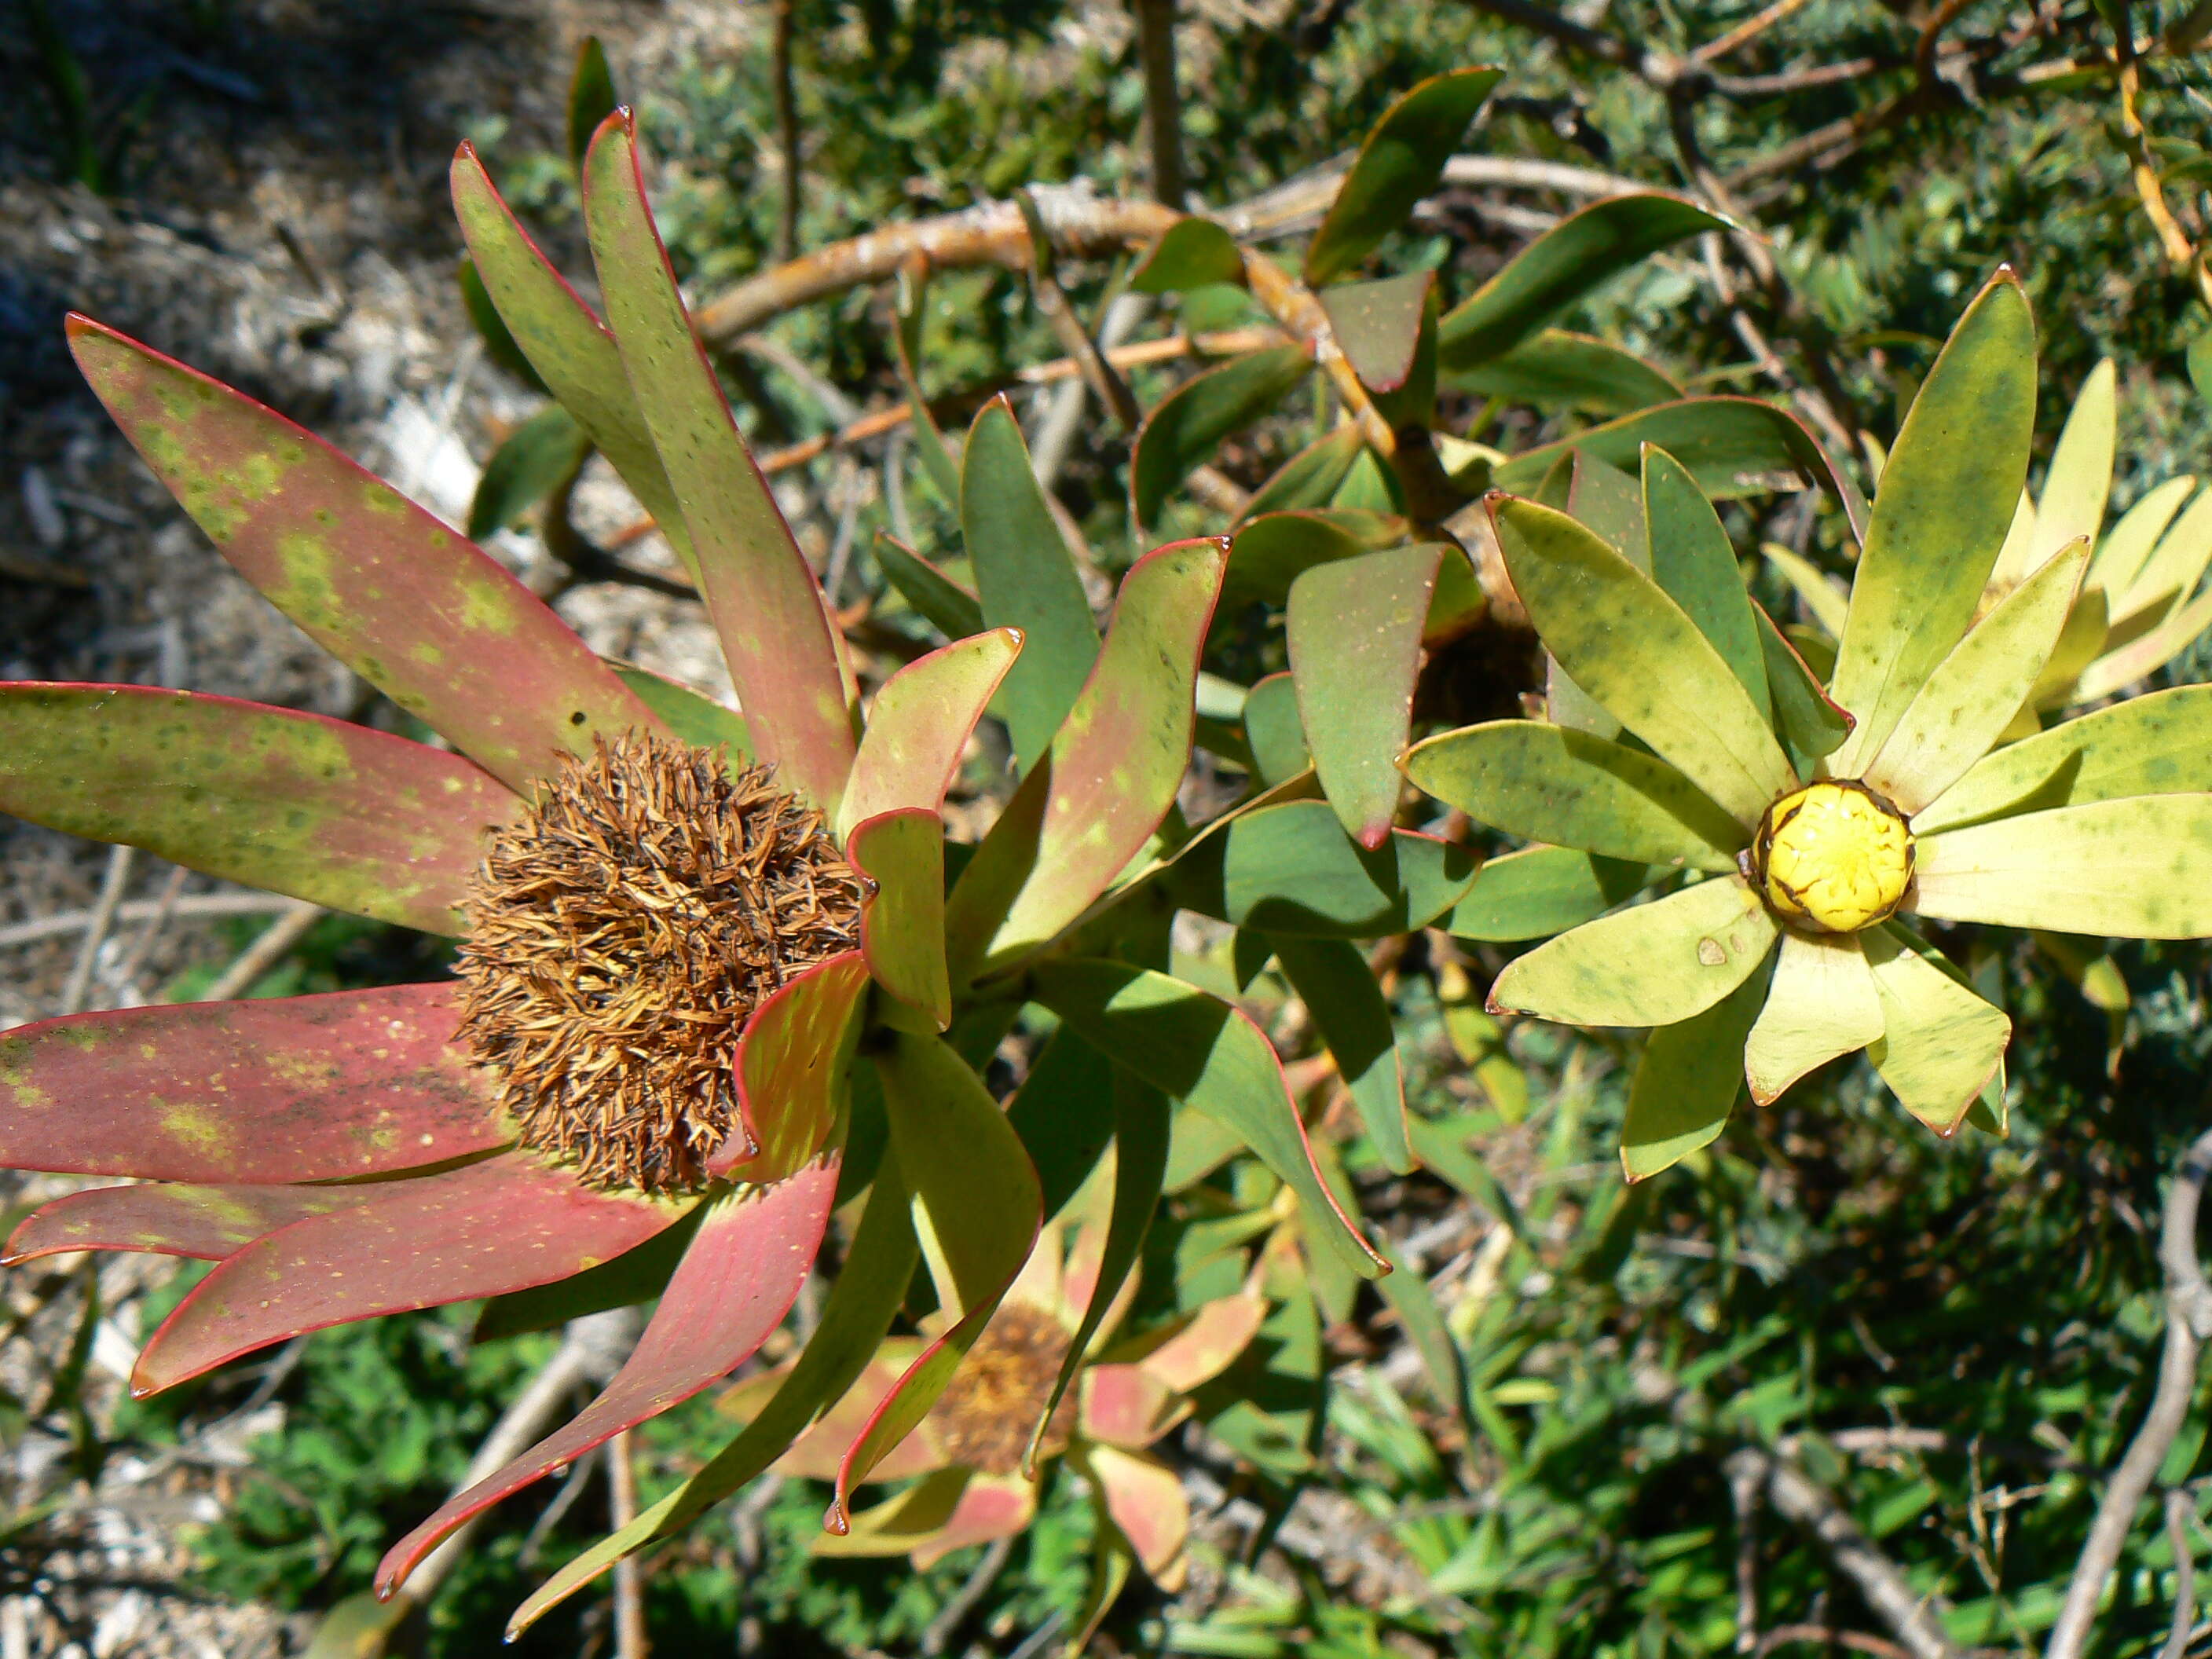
left=1406, top=269, right=2212, bottom=1180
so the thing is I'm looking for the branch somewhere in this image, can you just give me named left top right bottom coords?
left=2112, top=1, right=2212, bottom=310
left=2046, top=1126, right=2212, bottom=1659
left=1133, top=0, right=1186, bottom=209
left=694, top=189, right=1179, bottom=349
left=1727, top=1446, right=1965, bottom=1659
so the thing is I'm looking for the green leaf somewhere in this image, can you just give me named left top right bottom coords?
left=1755, top=602, right=1853, bottom=776
left=613, top=665, right=751, bottom=757
left=1375, top=1237, right=1465, bottom=1419
left=1489, top=876, right=1778, bottom=1029
left=961, top=397, right=1101, bottom=774
left=892, top=259, right=964, bottom=505
left=1441, top=328, right=1683, bottom=415
left=1133, top=218, right=1247, bottom=292
left=1319, top=270, right=1433, bottom=394
left=1404, top=720, right=1745, bottom=870
left=1242, top=672, right=1310, bottom=788
left=1306, top=67, right=1504, bottom=285
left=1644, top=445, right=1767, bottom=718
left=1274, top=936, right=1411, bottom=1174
left=1912, top=794, right=2212, bottom=938
left=506, top=1155, right=921, bottom=1639
left=839, top=627, right=1020, bottom=837
left=1496, top=397, right=1865, bottom=532
left=566, top=36, right=618, bottom=174
left=1829, top=272, right=2037, bottom=773
left=2113, top=485, right=2212, bottom=622
left=68, top=318, right=659, bottom=795
left=1863, top=926, right=2012, bottom=1134
left=1620, top=965, right=1769, bottom=1181
left=1164, top=797, right=1480, bottom=936
left=1131, top=345, right=1313, bottom=529
left=1861, top=539, right=2087, bottom=814
left=1239, top=426, right=1366, bottom=521
left=2086, top=474, right=2195, bottom=601
left=2002, top=358, right=2113, bottom=586
left=1438, top=193, right=1731, bottom=368
left=0, top=684, right=515, bottom=936
left=450, top=148, right=690, bottom=572
left=1034, top=958, right=1385, bottom=1277
left=1221, top=508, right=1409, bottom=611
left=581, top=112, right=856, bottom=811
left=836, top=1032, right=1042, bottom=1506
left=1024, top=1066, right=1171, bottom=1470
left=1289, top=543, right=1444, bottom=845
left=1490, top=496, right=1795, bottom=826
left=1914, top=685, right=2212, bottom=833
left=458, top=258, right=547, bottom=391
left=874, top=532, right=985, bottom=639
left=1743, top=932, right=1882, bottom=1104
left=1441, top=845, right=1650, bottom=943
left=851, top=810, right=950, bottom=1031
left=467, top=405, right=591, bottom=540
left=946, top=540, right=1225, bottom=980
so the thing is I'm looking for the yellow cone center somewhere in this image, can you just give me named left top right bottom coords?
left=1752, top=780, right=1914, bottom=933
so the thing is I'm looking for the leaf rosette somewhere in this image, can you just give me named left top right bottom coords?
left=1405, top=270, right=2212, bottom=1178
left=0, top=110, right=1377, bottom=1624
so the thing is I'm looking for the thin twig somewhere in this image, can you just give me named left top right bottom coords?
left=108, top=862, right=189, bottom=991
left=1133, top=0, right=1186, bottom=209
left=2161, top=1488, right=2197, bottom=1659
left=2111, top=1, right=2212, bottom=309
left=2046, top=1126, right=2212, bottom=1659
left=1756, top=1628, right=1914, bottom=1659
left=771, top=0, right=800, bottom=263
left=921, top=1534, right=1013, bottom=1655
left=196, top=900, right=324, bottom=1003
left=1695, top=0, right=1818, bottom=63
left=59, top=845, right=134, bottom=1016
left=1733, top=1452, right=1764, bottom=1655
left=610, top=1429, right=650, bottom=1659
left=1728, top=1447, right=1965, bottom=1659
left=0, top=892, right=300, bottom=950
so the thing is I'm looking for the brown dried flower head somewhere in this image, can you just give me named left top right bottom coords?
left=456, top=732, right=862, bottom=1196
left=924, top=1301, right=1079, bottom=1476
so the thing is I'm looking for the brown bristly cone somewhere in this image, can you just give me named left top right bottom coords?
left=456, top=732, right=862, bottom=1195
left=923, top=1302, right=1079, bottom=1475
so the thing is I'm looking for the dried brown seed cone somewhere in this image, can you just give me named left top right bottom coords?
left=456, top=732, right=862, bottom=1195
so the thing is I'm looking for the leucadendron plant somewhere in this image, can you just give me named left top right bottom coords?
left=0, top=108, right=1383, bottom=1632
left=1404, top=269, right=2212, bottom=1179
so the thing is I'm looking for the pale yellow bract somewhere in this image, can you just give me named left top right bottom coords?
left=1752, top=781, right=1916, bottom=934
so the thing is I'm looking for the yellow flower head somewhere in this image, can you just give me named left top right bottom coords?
left=1752, top=781, right=1915, bottom=933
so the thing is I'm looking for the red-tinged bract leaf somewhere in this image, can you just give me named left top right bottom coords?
left=5, top=1181, right=372, bottom=1265
left=580, top=113, right=856, bottom=812
left=833, top=1031, right=1041, bottom=1522
left=133, top=1151, right=683, bottom=1394
left=66, top=319, right=659, bottom=794
left=505, top=1155, right=924, bottom=1638
left=0, top=684, right=515, bottom=936
left=850, top=811, right=950, bottom=1031
left=945, top=539, right=1229, bottom=982
left=837, top=628, right=1022, bottom=840
left=376, top=1157, right=840, bottom=1595
left=1033, top=959, right=1385, bottom=1280
left=0, top=984, right=507, bottom=1184
left=710, top=950, right=870, bottom=1182
left=1288, top=543, right=1445, bottom=846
